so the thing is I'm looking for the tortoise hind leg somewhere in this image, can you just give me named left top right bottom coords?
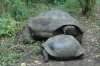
left=75, top=34, right=83, bottom=43
left=42, top=49, right=49, bottom=62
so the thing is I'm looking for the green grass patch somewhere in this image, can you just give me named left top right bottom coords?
left=0, top=17, right=17, bottom=37
left=0, top=37, right=42, bottom=65
left=48, top=0, right=79, bottom=13
left=96, top=0, right=100, bottom=5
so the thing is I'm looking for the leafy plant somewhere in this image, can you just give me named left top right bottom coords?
left=2, top=0, right=33, bottom=21
left=49, top=0, right=79, bottom=13
left=0, top=17, right=17, bottom=37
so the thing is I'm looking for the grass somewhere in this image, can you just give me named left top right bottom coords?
left=0, top=37, right=42, bottom=65
left=96, top=0, right=100, bottom=27
left=96, top=0, right=100, bottom=5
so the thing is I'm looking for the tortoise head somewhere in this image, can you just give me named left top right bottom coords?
left=63, top=26, right=76, bottom=35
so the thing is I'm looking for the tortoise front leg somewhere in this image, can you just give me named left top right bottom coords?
left=42, top=49, right=49, bottom=62
left=22, top=27, right=34, bottom=44
left=75, top=34, right=83, bottom=43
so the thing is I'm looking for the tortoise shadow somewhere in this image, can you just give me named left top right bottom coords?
left=49, top=54, right=84, bottom=61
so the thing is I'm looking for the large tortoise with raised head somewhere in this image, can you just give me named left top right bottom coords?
left=23, top=10, right=85, bottom=43
left=42, top=34, right=85, bottom=62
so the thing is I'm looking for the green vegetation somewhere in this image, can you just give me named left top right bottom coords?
left=96, top=0, right=100, bottom=5
left=0, top=0, right=99, bottom=65
left=0, top=37, right=42, bottom=65
left=50, top=0, right=79, bottom=13
left=0, top=17, right=17, bottom=37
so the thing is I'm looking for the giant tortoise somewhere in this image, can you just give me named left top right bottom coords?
left=42, top=34, right=85, bottom=62
left=23, top=10, right=85, bottom=43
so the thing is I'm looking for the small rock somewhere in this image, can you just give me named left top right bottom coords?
left=88, top=60, right=92, bottom=63
left=21, top=63, right=26, bottom=66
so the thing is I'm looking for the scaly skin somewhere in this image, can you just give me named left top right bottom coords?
left=43, top=50, right=49, bottom=63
